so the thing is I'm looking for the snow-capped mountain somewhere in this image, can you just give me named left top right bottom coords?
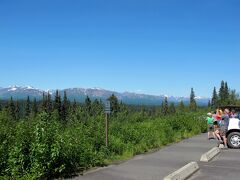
left=0, top=85, right=210, bottom=105
left=0, top=85, right=44, bottom=100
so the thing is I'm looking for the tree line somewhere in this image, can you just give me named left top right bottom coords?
left=210, top=80, right=240, bottom=109
left=0, top=88, right=201, bottom=123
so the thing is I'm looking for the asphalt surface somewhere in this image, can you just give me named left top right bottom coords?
left=189, top=149, right=240, bottom=180
left=71, top=133, right=217, bottom=180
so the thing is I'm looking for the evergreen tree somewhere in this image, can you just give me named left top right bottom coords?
left=46, top=92, right=53, bottom=113
left=15, top=100, right=20, bottom=120
left=8, top=97, right=16, bottom=120
left=211, top=87, right=218, bottom=109
left=162, top=97, right=169, bottom=115
left=72, top=99, right=77, bottom=114
left=25, top=96, right=31, bottom=117
left=219, top=80, right=225, bottom=106
left=85, top=96, right=92, bottom=115
left=119, top=101, right=128, bottom=114
left=32, top=98, right=38, bottom=117
left=42, top=92, right=47, bottom=112
left=169, top=102, right=176, bottom=114
left=208, top=100, right=211, bottom=108
left=178, top=101, right=185, bottom=112
left=229, top=90, right=238, bottom=105
left=189, top=88, right=197, bottom=111
left=0, top=99, right=2, bottom=111
left=224, top=82, right=229, bottom=105
left=91, top=99, right=102, bottom=116
left=61, top=91, right=69, bottom=122
left=54, top=90, right=62, bottom=117
left=108, top=94, right=119, bottom=114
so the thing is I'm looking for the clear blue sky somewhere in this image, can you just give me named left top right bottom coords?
left=0, top=0, right=239, bottom=97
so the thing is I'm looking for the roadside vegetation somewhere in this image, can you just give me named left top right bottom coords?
left=0, top=81, right=239, bottom=179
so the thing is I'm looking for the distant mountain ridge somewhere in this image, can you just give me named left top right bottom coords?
left=0, top=85, right=210, bottom=105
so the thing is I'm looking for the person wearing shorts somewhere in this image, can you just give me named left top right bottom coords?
left=220, top=109, right=230, bottom=148
left=207, top=112, right=216, bottom=140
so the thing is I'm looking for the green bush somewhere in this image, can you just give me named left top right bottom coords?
left=0, top=110, right=207, bottom=179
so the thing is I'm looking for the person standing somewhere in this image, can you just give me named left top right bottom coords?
left=221, top=109, right=230, bottom=149
left=207, top=112, right=216, bottom=140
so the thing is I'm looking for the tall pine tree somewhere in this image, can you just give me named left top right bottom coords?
left=61, top=91, right=69, bottom=122
left=218, top=80, right=225, bottom=106
left=178, top=100, right=185, bottom=112
left=229, top=90, right=238, bottom=105
left=189, top=88, right=197, bottom=111
left=32, top=98, right=38, bottom=117
left=25, top=96, right=31, bottom=117
left=169, top=102, right=176, bottom=114
left=211, top=87, right=218, bottom=109
left=42, top=92, right=47, bottom=112
left=54, top=90, right=62, bottom=118
left=162, top=97, right=169, bottom=115
left=108, top=94, right=119, bottom=114
left=15, top=100, right=20, bottom=120
left=85, top=96, right=92, bottom=115
left=208, top=100, right=211, bottom=109
left=224, top=82, right=229, bottom=105
left=46, top=92, right=53, bottom=113
left=8, top=97, right=16, bottom=120
left=72, top=99, right=77, bottom=114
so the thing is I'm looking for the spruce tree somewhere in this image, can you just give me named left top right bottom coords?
left=229, top=90, right=238, bottom=105
left=61, top=91, right=69, bottom=122
left=54, top=90, right=62, bottom=117
left=178, top=101, right=185, bottom=112
left=169, top=102, right=176, bottom=114
left=15, top=100, right=20, bottom=120
left=85, top=96, right=92, bottom=115
left=208, top=100, right=211, bottom=108
left=46, top=92, right=52, bottom=113
left=42, top=92, right=47, bottom=112
left=92, top=99, right=101, bottom=116
left=25, top=96, right=31, bottom=117
left=224, top=82, right=229, bottom=105
left=32, top=98, right=38, bottom=117
left=0, top=100, right=2, bottom=111
left=211, top=87, right=218, bottom=109
left=189, top=88, right=197, bottom=111
left=72, top=99, right=77, bottom=114
left=8, top=97, right=16, bottom=120
left=108, top=94, right=119, bottom=114
left=219, top=80, right=225, bottom=106
left=162, top=97, right=169, bottom=115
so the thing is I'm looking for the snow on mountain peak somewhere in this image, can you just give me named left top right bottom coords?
left=26, top=85, right=34, bottom=89
left=7, top=85, right=18, bottom=91
left=90, top=87, right=105, bottom=91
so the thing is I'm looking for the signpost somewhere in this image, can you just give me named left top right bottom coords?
left=104, top=101, right=111, bottom=147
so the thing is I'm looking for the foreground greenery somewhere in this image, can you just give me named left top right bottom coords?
left=1, top=80, right=239, bottom=179
left=0, top=107, right=207, bottom=179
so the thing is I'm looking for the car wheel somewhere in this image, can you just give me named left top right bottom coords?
left=227, top=132, right=240, bottom=149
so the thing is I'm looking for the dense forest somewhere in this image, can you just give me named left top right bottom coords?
left=0, top=81, right=239, bottom=179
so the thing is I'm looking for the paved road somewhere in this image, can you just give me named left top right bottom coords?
left=189, top=149, right=240, bottom=180
left=72, top=133, right=217, bottom=180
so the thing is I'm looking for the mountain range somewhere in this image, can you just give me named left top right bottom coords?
left=0, top=85, right=210, bottom=106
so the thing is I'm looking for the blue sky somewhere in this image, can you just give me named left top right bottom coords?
left=0, top=0, right=239, bottom=97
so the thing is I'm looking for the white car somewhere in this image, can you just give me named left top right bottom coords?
left=227, top=118, right=240, bottom=148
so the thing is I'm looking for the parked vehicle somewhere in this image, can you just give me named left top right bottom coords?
left=220, top=106, right=240, bottom=148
